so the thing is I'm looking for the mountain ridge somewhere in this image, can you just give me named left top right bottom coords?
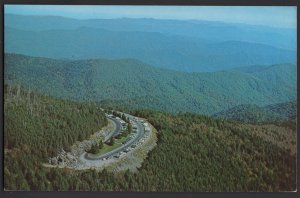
left=7, top=13, right=297, bottom=30
left=5, top=26, right=296, bottom=72
left=5, top=53, right=296, bottom=115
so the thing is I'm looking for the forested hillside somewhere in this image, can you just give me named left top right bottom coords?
left=4, top=10, right=297, bottom=193
left=5, top=53, right=296, bottom=115
left=4, top=84, right=107, bottom=159
left=4, top=90, right=296, bottom=191
left=214, top=101, right=296, bottom=124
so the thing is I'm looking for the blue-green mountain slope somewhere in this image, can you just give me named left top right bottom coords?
left=4, top=53, right=296, bottom=115
left=5, top=14, right=296, bottom=50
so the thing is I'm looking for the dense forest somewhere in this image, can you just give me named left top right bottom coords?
left=4, top=86, right=296, bottom=191
left=4, top=11, right=297, bottom=192
left=213, top=101, right=296, bottom=124
left=4, top=84, right=107, bottom=159
left=5, top=53, right=296, bottom=115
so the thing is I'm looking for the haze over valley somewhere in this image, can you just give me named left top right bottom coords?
left=5, top=14, right=296, bottom=72
left=3, top=6, right=297, bottom=192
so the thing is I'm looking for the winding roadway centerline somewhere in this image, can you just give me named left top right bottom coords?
left=82, top=114, right=145, bottom=161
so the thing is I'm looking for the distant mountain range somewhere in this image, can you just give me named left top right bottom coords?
left=4, top=14, right=296, bottom=72
left=5, top=14, right=296, bottom=50
left=5, top=53, right=296, bottom=115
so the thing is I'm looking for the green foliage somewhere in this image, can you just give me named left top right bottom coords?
left=4, top=84, right=108, bottom=159
left=214, top=101, right=296, bottom=125
left=4, top=53, right=296, bottom=115
left=106, top=137, right=115, bottom=146
left=127, top=110, right=296, bottom=191
left=98, top=141, right=104, bottom=149
left=112, top=111, right=122, bottom=118
left=4, top=96, right=296, bottom=191
left=87, top=140, right=104, bottom=154
left=127, top=123, right=132, bottom=133
left=87, top=144, right=101, bottom=154
left=121, top=114, right=127, bottom=122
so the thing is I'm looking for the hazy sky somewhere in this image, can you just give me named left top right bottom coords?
left=5, top=5, right=297, bottom=28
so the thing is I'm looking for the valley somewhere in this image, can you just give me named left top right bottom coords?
left=5, top=14, right=296, bottom=72
left=3, top=8, right=297, bottom=192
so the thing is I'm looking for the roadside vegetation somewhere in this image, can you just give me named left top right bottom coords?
left=87, top=141, right=104, bottom=155
left=4, top=86, right=296, bottom=191
left=86, top=111, right=132, bottom=156
left=4, top=85, right=107, bottom=189
left=86, top=136, right=130, bottom=158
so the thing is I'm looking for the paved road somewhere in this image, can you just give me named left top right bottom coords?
left=83, top=113, right=145, bottom=161
left=104, top=117, right=122, bottom=142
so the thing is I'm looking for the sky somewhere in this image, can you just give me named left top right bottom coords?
left=5, top=5, right=297, bottom=28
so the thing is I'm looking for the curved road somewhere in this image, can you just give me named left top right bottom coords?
left=104, top=117, right=122, bottom=141
left=82, top=114, right=145, bottom=161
